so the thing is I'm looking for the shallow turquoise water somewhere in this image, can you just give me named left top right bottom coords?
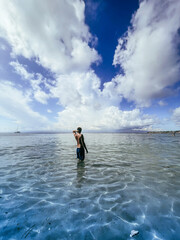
left=0, top=133, right=180, bottom=240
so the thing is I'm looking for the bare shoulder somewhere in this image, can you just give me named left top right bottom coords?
left=76, top=133, right=81, bottom=138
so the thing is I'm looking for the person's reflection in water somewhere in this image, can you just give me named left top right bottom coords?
left=76, top=160, right=86, bottom=187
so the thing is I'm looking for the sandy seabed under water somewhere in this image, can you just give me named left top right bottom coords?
left=0, top=133, right=180, bottom=240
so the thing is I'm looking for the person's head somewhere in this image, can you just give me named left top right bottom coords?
left=77, top=127, right=82, bottom=133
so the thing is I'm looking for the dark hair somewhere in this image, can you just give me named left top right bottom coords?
left=77, top=127, right=82, bottom=133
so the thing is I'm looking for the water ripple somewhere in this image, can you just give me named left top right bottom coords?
left=0, top=133, right=180, bottom=239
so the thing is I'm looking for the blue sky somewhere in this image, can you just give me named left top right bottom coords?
left=0, top=0, right=180, bottom=132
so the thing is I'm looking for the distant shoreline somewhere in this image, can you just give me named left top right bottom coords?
left=147, top=130, right=180, bottom=134
left=0, top=131, right=180, bottom=135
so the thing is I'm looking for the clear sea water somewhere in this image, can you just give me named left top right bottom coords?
left=0, top=133, right=179, bottom=240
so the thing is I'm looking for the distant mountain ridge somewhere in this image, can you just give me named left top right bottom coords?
left=147, top=130, right=180, bottom=135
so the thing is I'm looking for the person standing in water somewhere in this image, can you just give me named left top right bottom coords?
left=73, top=127, right=88, bottom=161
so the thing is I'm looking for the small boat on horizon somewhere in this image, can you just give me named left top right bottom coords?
left=14, top=126, right=21, bottom=133
left=14, top=131, right=21, bottom=133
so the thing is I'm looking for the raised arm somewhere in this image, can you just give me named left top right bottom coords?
left=73, top=130, right=77, bottom=135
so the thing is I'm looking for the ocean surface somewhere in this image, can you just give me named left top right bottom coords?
left=0, top=133, right=179, bottom=240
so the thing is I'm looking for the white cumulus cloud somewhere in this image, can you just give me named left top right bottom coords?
left=10, top=61, right=50, bottom=104
left=111, top=0, right=180, bottom=106
left=51, top=70, right=102, bottom=107
left=172, top=107, right=180, bottom=126
left=0, top=0, right=163, bottom=131
left=0, top=81, right=50, bottom=131
left=54, top=105, right=154, bottom=132
left=50, top=70, right=155, bottom=131
left=0, top=0, right=100, bottom=74
left=10, top=61, right=34, bottom=80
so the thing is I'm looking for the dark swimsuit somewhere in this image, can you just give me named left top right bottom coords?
left=76, top=147, right=85, bottom=161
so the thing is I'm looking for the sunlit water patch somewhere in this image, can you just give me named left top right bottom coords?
left=0, top=133, right=180, bottom=240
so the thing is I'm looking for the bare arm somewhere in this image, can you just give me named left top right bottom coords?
left=81, top=135, right=88, bottom=153
left=73, top=131, right=78, bottom=144
left=73, top=130, right=77, bottom=136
